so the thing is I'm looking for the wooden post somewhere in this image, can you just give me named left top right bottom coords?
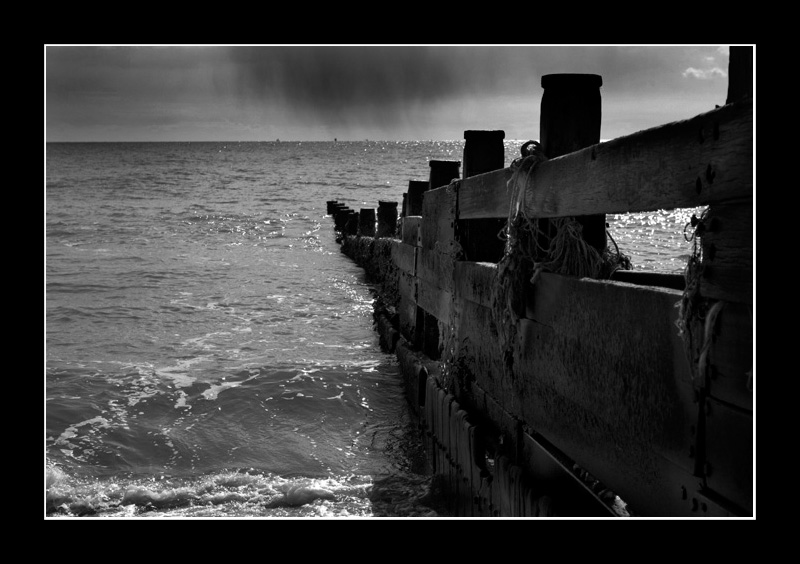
left=332, top=203, right=347, bottom=222
left=463, top=130, right=505, bottom=178
left=460, top=130, right=508, bottom=261
left=407, top=180, right=428, bottom=216
left=359, top=208, right=376, bottom=237
left=377, top=201, right=398, bottom=237
left=334, top=206, right=351, bottom=231
left=345, top=211, right=359, bottom=236
left=429, top=160, right=461, bottom=191
left=540, top=73, right=606, bottom=253
left=326, top=200, right=338, bottom=215
left=726, top=46, right=753, bottom=104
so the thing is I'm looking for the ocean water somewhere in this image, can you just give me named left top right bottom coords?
left=45, top=140, right=701, bottom=518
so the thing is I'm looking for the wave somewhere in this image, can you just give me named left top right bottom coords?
left=45, top=467, right=440, bottom=518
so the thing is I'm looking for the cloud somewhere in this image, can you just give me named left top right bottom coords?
left=227, top=46, right=517, bottom=111
left=682, top=66, right=727, bottom=79
left=45, top=45, right=734, bottom=141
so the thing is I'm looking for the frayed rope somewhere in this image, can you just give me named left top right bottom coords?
left=491, top=140, right=632, bottom=369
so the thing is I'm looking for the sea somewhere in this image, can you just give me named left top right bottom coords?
left=45, top=140, right=702, bottom=519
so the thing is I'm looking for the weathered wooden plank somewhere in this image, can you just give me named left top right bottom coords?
left=516, top=315, right=704, bottom=516
left=462, top=417, right=477, bottom=516
left=706, top=302, right=753, bottom=410
left=525, top=274, right=695, bottom=405
left=456, top=101, right=752, bottom=221
left=515, top=274, right=703, bottom=497
left=401, top=215, right=422, bottom=247
left=457, top=218, right=507, bottom=262
left=451, top=298, right=519, bottom=418
left=610, top=270, right=685, bottom=291
left=390, top=240, right=416, bottom=276
left=458, top=168, right=514, bottom=220
left=519, top=431, right=616, bottom=516
left=417, top=277, right=452, bottom=326
left=523, top=99, right=752, bottom=218
left=421, top=184, right=458, bottom=252
left=699, top=200, right=753, bottom=304
left=417, top=248, right=454, bottom=293
left=396, top=270, right=417, bottom=343
left=466, top=380, right=527, bottom=462
left=703, top=398, right=753, bottom=516
left=395, top=340, right=423, bottom=409
left=526, top=271, right=686, bottom=330
left=516, top=315, right=695, bottom=463
left=453, top=261, right=497, bottom=308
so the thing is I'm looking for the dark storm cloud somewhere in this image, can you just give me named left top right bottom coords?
left=45, top=45, right=733, bottom=141
left=223, top=45, right=726, bottom=121
left=227, top=46, right=519, bottom=111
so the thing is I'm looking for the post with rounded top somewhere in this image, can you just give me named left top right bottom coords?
left=377, top=201, right=398, bottom=237
left=540, top=73, right=606, bottom=253
left=359, top=208, right=376, bottom=237
left=429, top=160, right=461, bottom=191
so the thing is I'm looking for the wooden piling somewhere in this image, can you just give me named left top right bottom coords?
left=429, top=160, right=461, bottom=191
left=407, top=180, right=428, bottom=217
left=359, top=208, right=376, bottom=237
left=540, top=73, right=606, bottom=253
left=463, top=130, right=505, bottom=178
left=726, top=46, right=753, bottom=104
left=377, top=200, right=398, bottom=237
left=334, top=206, right=351, bottom=231
left=460, top=130, right=508, bottom=262
left=345, top=211, right=359, bottom=235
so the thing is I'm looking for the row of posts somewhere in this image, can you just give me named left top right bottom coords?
left=326, top=129, right=505, bottom=236
left=326, top=199, right=396, bottom=237
left=327, top=73, right=607, bottom=255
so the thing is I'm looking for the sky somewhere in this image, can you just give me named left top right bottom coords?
left=44, top=45, right=739, bottom=143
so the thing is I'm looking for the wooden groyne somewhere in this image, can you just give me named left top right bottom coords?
left=328, top=47, right=753, bottom=517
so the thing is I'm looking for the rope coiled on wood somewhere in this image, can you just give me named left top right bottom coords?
left=491, top=141, right=632, bottom=368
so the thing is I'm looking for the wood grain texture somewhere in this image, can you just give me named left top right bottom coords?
left=417, top=277, right=452, bottom=326
left=453, top=261, right=497, bottom=308
left=457, top=168, right=514, bottom=220
left=400, top=216, right=422, bottom=247
left=699, top=200, right=753, bottom=304
left=417, top=248, right=454, bottom=293
left=524, top=99, right=753, bottom=217
left=704, top=398, right=753, bottom=515
left=455, top=100, right=753, bottom=220
left=390, top=240, right=417, bottom=276
left=421, top=184, right=458, bottom=251
left=516, top=274, right=697, bottom=475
